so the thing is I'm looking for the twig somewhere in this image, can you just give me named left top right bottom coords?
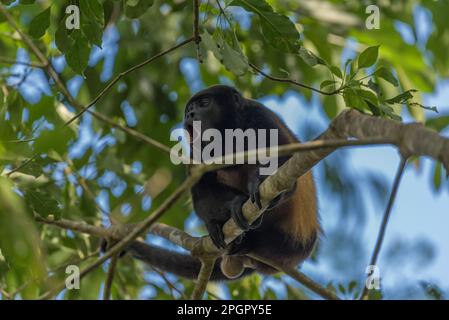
left=191, top=257, right=216, bottom=300
left=35, top=215, right=110, bottom=238
left=0, top=56, right=45, bottom=68
left=0, top=287, right=11, bottom=299
left=249, top=63, right=341, bottom=96
left=360, top=157, right=407, bottom=300
left=248, top=254, right=340, bottom=300
left=64, top=37, right=195, bottom=126
left=103, top=254, right=119, bottom=300
left=193, top=0, right=202, bottom=62
left=152, top=267, right=187, bottom=299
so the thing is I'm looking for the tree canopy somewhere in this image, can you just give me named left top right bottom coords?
left=0, top=0, right=448, bottom=300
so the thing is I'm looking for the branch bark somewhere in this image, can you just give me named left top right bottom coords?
left=190, top=258, right=216, bottom=300
left=103, top=255, right=119, bottom=300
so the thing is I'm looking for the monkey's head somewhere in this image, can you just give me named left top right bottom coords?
left=184, top=85, right=244, bottom=142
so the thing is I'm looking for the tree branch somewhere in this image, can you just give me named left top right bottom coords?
left=193, top=0, right=202, bottom=62
left=249, top=63, right=341, bottom=96
left=64, top=37, right=195, bottom=125
left=191, top=257, right=216, bottom=300
left=247, top=254, right=339, bottom=300
left=103, top=254, right=119, bottom=300
left=0, top=56, right=45, bottom=68
left=360, top=157, right=408, bottom=300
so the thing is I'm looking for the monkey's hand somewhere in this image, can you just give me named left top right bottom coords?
left=248, top=173, right=297, bottom=211
left=230, top=194, right=263, bottom=232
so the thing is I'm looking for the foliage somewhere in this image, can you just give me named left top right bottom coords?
left=0, top=0, right=448, bottom=299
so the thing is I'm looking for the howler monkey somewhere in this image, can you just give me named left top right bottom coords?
left=128, top=85, right=320, bottom=280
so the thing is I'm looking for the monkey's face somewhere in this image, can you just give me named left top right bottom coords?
left=184, top=85, right=243, bottom=143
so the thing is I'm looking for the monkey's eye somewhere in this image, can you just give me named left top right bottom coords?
left=198, top=97, right=210, bottom=108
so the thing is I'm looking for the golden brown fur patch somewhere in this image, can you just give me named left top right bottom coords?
left=278, top=171, right=320, bottom=244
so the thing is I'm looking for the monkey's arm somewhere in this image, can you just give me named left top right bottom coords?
left=191, top=171, right=250, bottom=249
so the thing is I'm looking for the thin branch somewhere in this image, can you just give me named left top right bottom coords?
left=151, top=267, right=187, bottom=299
left=64, top=37, right=195, bottom=126
left=249, top=62, right=341, bottom=96
left=248, top=254, right=340, bottom=300
left=103, top=254, right=119, bottom=300
left=0, top=56, right=45, bottom=68
left=35, top=215, right=110, bottom=238
left=360, top=157, right=408, bottom=300
left=193, top=0, right=202, bottom=62
left=191, top=258, right=216, bottom=300
left=0, top=287, right=11, bottom=299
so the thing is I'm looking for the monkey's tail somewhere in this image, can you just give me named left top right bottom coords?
left=128, top=241, right=254, bottom=281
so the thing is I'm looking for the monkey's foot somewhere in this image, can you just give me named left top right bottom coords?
left=206, top=220, right=227, bottom=249
left=230, top=195, right=263, bottom=231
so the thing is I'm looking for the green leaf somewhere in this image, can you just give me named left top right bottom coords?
left=25, top=188, right=61, bottom=219
left=15, top=158, right=43, bottom=178
left=375, top=67, right=399, bottom=87
left=367, top=79, right=381, bottom=95
left=385, top=89, right=417, bottom=104
left=378, top=104, right=402, bottom=121
left=0, top=178, right=46, bottom=290
left=79, top=0, right=104, bottom=47
left=28, top=96, right=56, bottom=123
left=200, top=30, right=222, bottom=61
left=81, top=19, right=103, bottom=47
left=124, top=0, right=155, bottom=19
left=34, top=127, right=75, bottom=156
left=221, top=41, right=248, bottom=76
left=20, top=0, right=35, bottom=4
left=426, top=115, right=449, bottom=132
left=330, top=65, right=343, bottom=79
left=354, top=88, right=378, bottom=106
left=320, top=80, right=337, bottom=91
left=213, top=32, right=248, bottom=76
left=409, top=102, right=438, bottom=113
left=6, top=90, right=24, bottom=126
left=65, top=32, right=90, bottom=74
left=299, top=47, right=324, bottom=67
left=343, top=88, right=368, bottom=111
left=28, top=6, right=51, bottom=39
left=55, top=21, right=71, bottom=53
left=323, top=94, right=338, bottom=119
left=80, top=0, right=104, bottom=26
left=358, top=45, right=379, bottom=69
left=433, top=162, right=442, bottom=192
left=229, top=0, right=301, bottom=52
